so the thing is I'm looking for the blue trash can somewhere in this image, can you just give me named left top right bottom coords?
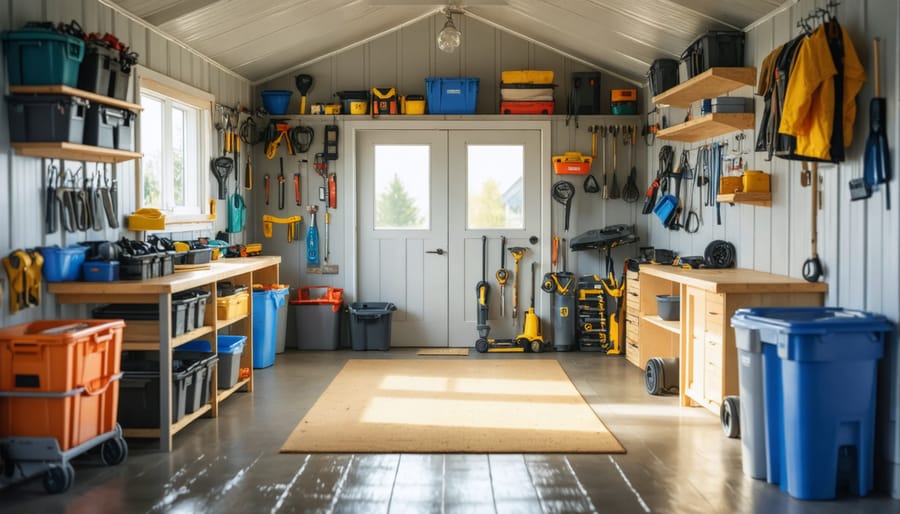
left=252, top=288, right=288, bottom=368
left=731, top=307, right=892, bottom=500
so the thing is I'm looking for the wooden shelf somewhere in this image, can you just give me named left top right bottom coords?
left=642, top=315, right=681, bottom=335
left=121, top=404, right=212, bottom=439
left=172, top=326, right=215, bottom=348
left=656, top=113, right=755, bottom=143
left=217, top=377, right=251, bottom=403
left=651, top=67, right=757, bottom=108
left=717, top=192, right=772, bottom=207
left=217, top=313, right=248, bottom=331
left=11, top=142, right=142, bottom=163
left=9, top=85, right=142, bottom=112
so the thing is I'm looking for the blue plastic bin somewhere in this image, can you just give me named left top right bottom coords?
left=731, top=307, right=892, bottom=501
left=261, top=90, right=292, bottom=115
left=82, top=260, right=120, bottom=282
left=39, top=245, right=88, bottom=282
left=252, top=289, right=287, bottom=368
left=425, top=78, right=479, bottom=114
left=3, top=28, right=85, bottom=86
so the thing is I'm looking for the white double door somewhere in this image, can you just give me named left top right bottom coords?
left=357, top=128, right=542, bottom=347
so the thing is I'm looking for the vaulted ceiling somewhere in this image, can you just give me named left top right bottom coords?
left=107, top=0, right=786, bottom=84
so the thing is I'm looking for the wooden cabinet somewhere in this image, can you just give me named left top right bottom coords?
left=48, top=256, right=281, bottom=451
left=624, top=271, right=641, bottom=367
left=627, top=269, right=680, bottom=370
left=633, top=265, right=827, bottom=415
left=8, top=85, right=142, bottom=163
left=652, top=67, right=756, bottom=143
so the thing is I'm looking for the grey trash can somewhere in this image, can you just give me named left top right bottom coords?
left=731, top=315, right=768, bottom=480
left=348, top=302, right=396, bottom=351
left=272, top=287, right=290, bottom=354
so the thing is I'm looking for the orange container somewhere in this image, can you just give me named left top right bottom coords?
left=296, top=286, right=344, bottom=303
left=0, top=373, right=121, bottom=450
left=0, top=319, right=125, bottom=393
left=552, top=152, right=593, bottom=175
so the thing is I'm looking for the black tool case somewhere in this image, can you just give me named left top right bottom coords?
left=681, top=31, right=745, bottom=79
left=6, top=94, right=88, bottom=143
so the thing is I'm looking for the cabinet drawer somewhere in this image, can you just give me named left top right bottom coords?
left=626, top=270, right=639, bottom=282
left=626, top=342, right=641, bottom=367
left=626, top=279, right=639, bottom=295
left=705, top=363, right=723, bottom=401
left=626, top=318, right=640, bottom=344
left=705, top=296, right=725, bottom=334
left=705, top=336, right=723, bottom=369
left=626, top=295, right=640, bottom=314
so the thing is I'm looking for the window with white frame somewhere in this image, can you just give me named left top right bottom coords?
left=136, top=66, right=212, bottom=216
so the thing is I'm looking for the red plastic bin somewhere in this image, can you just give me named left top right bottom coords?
left=0, top=319, right=125, bottom=393
left=0, top=373, right=121, bottom=450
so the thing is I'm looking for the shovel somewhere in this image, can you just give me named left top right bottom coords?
left=295, top=74, right=313, bottom=115
left=861, top=38, right=891, bottom=209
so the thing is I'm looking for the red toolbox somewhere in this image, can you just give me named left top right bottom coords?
left=500, top=101, right=555, bottom=115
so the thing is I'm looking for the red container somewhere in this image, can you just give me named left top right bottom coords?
left=0, top=320, right=125, bottom=393
left=0, top=374, right=121, bottom=450
left=500, top=101, right=555, bottom=115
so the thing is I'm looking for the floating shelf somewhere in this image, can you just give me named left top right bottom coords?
left=656, top=113, right=755, bottom=143
left=717, top=192, right=772, bottom=207
left=651, top=67, right=757, bottom=108
left=642, top=315, right=681, bottom=335
left=11, top=142, right=142, bottom=163
left=9, top=85, right=142, bottom=112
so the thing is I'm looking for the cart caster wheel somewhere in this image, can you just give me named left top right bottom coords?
left=43, top=462, right=75, bottom=494
left=101, top=437, right=129, bottom=466
left=475, top=339, right=489, bottom=353
left=720, top=396, right=741, bottom=439
left=530, top=340, right=543, bottom=353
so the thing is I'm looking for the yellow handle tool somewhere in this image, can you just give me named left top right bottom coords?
left=508, top=246, right=527, bottom=319
left=262, top=215, right=303, bottom=242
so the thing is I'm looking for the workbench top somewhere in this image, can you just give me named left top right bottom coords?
left=638, top=264, right=829, bottom=294
left=48, top=256, right=281, bottom=296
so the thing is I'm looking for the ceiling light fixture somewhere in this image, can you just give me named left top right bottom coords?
left=437, top=7, right=461, bottom=53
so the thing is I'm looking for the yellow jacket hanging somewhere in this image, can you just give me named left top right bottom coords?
left=778, top=23, right=866, bottom=161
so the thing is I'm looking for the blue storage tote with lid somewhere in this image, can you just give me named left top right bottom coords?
left=39, top=245, right=88, bottom=282
left=3, top=28, right=85, bottom=86
left=425, top=78, right=479, bottom=114
left=731, top=307, right=892, bottom=501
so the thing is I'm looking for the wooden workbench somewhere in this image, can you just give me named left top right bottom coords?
left=629, top=265, right=827, bottom=414
left=48, top=256, right=281, bottom=451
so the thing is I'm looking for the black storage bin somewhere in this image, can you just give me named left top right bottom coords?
left=335, top=90, right=370, bottom=115
left=93, top=297, right=192, bottom=337
left=194, top=289, right=211, bottom=327
left=570, top=72, right=601, bottom=115
left=173, top=291, right=198, bottom=333
left=185, top=247, right=213, bottom=264
left=681, top=31, right=745, bottom=79
left=6, top=94, right=87, bottom=143
left=348, top=302, right=396, bottom=351
left=78, top=43, right=114, bottom=96
left=108, top=56, right=132, bottom=101
left=119, top=254, right=156, bottom=280
left=114, top=109, right=135, bottom=150
left=118, top=352, right=194, bottom=428
left=158, top=251, right=175, bottom=277
left=172, top=350, right=217, bottom=414
left=83, top=103, right=129, bottom=148
left=648, top=59, right=680, bottom=97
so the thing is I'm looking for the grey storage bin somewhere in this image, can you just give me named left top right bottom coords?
left=730, top=318, right=768, bottom=480
left=348, top=302, right=396, bottom=351
left=656, top=295, right=681, bottom=321
left=290, top=287, right=344, bottom=350
left=217, top=335, right=246, bottom=389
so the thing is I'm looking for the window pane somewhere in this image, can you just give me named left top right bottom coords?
left=374, top=145, right=430, bottom=230
left=466, top=145, right=524, bottom=229
left=140, top=95, right=163, bottom=208
left=172, top=107, right=186, bottom=206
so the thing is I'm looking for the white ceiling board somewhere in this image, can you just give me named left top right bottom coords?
left=103, top=0, right=784, bottom=83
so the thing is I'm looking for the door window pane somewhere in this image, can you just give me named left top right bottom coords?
left=374, top=145, right=430, bottom=230
left=467, top=145, right=524, bottom=229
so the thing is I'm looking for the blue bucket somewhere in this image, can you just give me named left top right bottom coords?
left=261, top=90, right=292, bottom=115
left=39, top=245, right=88, bottom=282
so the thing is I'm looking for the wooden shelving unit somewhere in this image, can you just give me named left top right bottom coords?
left=642, top=315, right=681, bottom=335
left=652, top=67, right=757, bottom=143
left=717, top=192, right=772, bottom=207
left=9, top=85, right=143, bottom=163
left=656, top=113, right=755, bottom=143
left=651, top=67, right=756, bottom=108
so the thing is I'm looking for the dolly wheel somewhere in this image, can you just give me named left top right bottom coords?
left=101, top=437, right=129, bottom=466
left=530, top=340, right=543, bottom=353
left=475, top=339, right=489, bottom=353
left=720, top=396, right=741, bottom=439
left=43, top=462, right=75, bottom=494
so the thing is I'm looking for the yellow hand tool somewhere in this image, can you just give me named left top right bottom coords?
left=26, top=249, right=42, bottom=307
left=495, top=236, right=509, bottom=318
left=507, top=246, right=527, bottom=319
left=262, top=215, right=303, bottom=242
left=2, top=250, right=30, bottom=313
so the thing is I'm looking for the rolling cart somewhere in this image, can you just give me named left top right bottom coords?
left=0, top=422, right=127, bottom=494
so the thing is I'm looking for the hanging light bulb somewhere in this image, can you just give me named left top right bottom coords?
left=437, top=8, right=461, bottom=53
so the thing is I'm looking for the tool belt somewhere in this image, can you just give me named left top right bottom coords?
left=3, top=249, right=43, bottom=313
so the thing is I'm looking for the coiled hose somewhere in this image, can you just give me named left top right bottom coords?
left=704, top=240, right=736, bottom=268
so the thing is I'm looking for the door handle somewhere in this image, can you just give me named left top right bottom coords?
left=426, top=248, right=446, bottom=255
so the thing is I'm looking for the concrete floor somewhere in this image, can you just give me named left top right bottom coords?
left=1, top=349, right=898, bottom=513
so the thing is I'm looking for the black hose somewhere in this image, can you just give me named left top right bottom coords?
left=289, top=125, right=315, bottom=154
left=704, top=240, right=736, bottom=269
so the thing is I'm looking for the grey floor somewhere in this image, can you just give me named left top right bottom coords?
left=1, top=349, right=898, bottom=514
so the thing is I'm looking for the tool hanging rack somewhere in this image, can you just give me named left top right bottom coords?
left=795, top=1, right=840, bottom=34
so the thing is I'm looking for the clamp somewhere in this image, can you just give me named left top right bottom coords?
left=262, top=215, right=303, bottom=242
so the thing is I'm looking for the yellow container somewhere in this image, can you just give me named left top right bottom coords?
left=742, top=170, right=770, bottom=192
left=719, top=176, right=743, bottom=194
left=401, top=96, right=426, bottom=115
left=127, top=208, right=165, bottom=230
left=216, top=291, right=249, bottom=320
left=501, top=70, right=554, bottom=84
left=310, top=103, right=341, bottom=115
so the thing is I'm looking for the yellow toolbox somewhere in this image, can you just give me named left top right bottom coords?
left=501, top=70, right=554, bottom=84
left=217, top=291, right=249, bottom=320
left=719, top=176, right=743, bottom=194
left=742, top=170, right=770, bottom=192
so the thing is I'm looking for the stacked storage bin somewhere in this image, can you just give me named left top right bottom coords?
left=0, top=320, right=125, bottom=448
left=499, top=70, right=555, bottom=114
left=290, top=287, right=344, bottom=350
